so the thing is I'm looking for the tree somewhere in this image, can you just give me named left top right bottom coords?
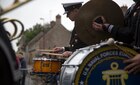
left=17, top=22, right=51, bottom=52
left=23, top=23, right=43, bottom=44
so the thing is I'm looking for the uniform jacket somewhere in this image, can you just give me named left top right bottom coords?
left=65, top=28, right=88, bottom=52
left=110, top=2, right=140, bottom=49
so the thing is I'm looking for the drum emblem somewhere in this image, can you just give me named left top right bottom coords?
left=102, top=62, right=128, bottom=85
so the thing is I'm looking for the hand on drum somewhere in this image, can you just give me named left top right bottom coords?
left=124, top=54, right=140, bottom=74
left=62, top=51, right=72, bottom=58
left=52, top=47, right=64, bottom=53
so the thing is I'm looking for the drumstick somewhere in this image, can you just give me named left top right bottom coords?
left=37, top=49, right=55, bottom=52
left=41, top=52, right=63, bottom=56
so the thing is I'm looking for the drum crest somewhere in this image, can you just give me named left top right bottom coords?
left=74, top=44, right=140, bottom=85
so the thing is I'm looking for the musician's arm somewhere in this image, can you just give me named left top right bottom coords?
left=105, top=25, right=134, bottom=44
left=64, top=47, right=71, bottom=51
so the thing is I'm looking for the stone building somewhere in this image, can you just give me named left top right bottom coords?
left=45, top=15, right=71, bottom=49
left=26, top=14, right=71, bottom=64
left=27, top=14, right=71, bottom=50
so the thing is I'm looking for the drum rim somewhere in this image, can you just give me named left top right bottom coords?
left=33, top=57, right=60, bottom=61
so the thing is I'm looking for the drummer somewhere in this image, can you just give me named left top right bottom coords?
left=53, top=1, right=88, bottom=57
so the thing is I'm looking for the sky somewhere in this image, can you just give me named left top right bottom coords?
left=0, top=0, right=134, bottom=51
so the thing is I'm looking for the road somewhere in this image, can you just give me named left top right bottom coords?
left=25, top=66, right=58, bottom=85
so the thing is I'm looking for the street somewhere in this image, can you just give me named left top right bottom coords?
left=25, top=66, right=58, bottom=85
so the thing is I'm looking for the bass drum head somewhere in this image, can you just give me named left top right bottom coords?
left=74, top=44, right=140, bottom=85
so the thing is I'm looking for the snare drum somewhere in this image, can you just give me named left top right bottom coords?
left=33, top=57, right=62, bottom=73
left=60, top=42, right=140, bottom=85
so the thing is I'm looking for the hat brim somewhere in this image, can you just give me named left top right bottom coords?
left=63, top=11, right=68, bottom=15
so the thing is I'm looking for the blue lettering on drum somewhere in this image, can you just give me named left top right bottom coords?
left=100, top=51, right=119, bottom=58
left=75, top=46, right=139, bottom=85
left=88, top=57, right=100, bottom=67
left=83, top=57, right=100, bottom=76
left=80, top=50, right=129, bottom=80
left=119, top=51, right=128, bottom=58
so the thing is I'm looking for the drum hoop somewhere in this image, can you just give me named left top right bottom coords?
left=33, top=58, right=59, bottom=61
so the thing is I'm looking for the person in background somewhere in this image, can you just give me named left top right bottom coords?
left=15, top=53, right=23, bottom=85
left=92, top=0, right=140, bottom=74
left=53, top=2, right=88, bottom=57
left=16, top=54, right=21, bottom=69
left=18, top=52, right=27, bottom=85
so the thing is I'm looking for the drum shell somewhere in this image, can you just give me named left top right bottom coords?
left=33, top=58, right=62, bottom=73
left=60, top=46, right=95, bottom=85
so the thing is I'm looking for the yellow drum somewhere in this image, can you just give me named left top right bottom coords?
left=33, top=58, right=62, bottom=73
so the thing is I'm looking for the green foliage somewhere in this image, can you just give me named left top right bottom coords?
left=23, top=23, right=44, bottom=44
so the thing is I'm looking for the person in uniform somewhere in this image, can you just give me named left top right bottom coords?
left=92, top=0, right=140, bottom=74
left=53, top=2, right=88, bottom=57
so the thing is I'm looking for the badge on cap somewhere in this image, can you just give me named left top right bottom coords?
left=62, top=2, right=83, bottom=14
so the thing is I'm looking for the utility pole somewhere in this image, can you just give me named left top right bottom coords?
left=40, top=18, right=45, bottom=49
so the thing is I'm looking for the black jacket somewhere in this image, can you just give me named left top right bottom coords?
left=20, top=58, right=27, bottom=76
left=65, top=29, right=88, bottom=52
left=110, top=2, right=140, bottom=49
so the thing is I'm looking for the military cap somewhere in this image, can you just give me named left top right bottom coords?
left=62, top=2, right=83, bottom=14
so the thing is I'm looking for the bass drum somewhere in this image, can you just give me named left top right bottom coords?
left=60, top=42, right=140, bottom=85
